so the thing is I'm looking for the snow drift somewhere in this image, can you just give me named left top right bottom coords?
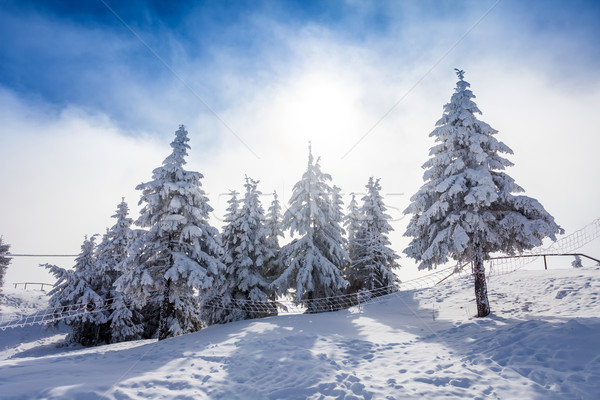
left=1, top=265, right=599, bottom=399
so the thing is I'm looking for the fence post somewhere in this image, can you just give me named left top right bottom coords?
left=543, top=255, right=548, bottom=270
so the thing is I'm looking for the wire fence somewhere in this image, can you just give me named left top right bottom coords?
left=0, top=268, right=465, bottom=330
left=2, top=217, right=599, bottom=330
left=11, top=282, right=55, bottom=290
left=487, top=217, right=600, bottom=276
left=0, top=299, right=111, bottom=330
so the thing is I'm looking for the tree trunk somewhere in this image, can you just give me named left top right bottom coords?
left=473, top=238, right=490, bottom=317
left=158, top=278, right=172, bottom=341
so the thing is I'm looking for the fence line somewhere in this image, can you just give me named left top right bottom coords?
left=12, top=282, right=55, bottom=290
left=8, top=254, right=78, bottom=257
left=2, top=217, right=599, bottom=330
left=487, top=217, right=600, bottom=277
left=0, top=299, right=111, bottom=330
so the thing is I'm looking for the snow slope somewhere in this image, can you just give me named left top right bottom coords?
left=1, top=266, right=599, bottom=399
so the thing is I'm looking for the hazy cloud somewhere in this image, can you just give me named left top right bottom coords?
left=1, top=0, right=599, bottom=283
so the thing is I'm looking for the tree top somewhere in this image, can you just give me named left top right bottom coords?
left=454, top=68, right=465, bottom=81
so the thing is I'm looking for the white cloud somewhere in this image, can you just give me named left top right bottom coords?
left=0, top=87, right=166, bottom=283
left=2, top=1, right=600, bottom=286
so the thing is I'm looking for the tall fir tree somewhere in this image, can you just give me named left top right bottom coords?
left=96, top=199, right=133, bottom=296
left=0, top=237, right=11, bottom=291
left=44, top=235, right=107, bottom=346
left=404, top=69, right=563, bottom=317
left=346, top=178, right=400, bottom=296
left=116, top=125, right=226, bottom=340
left=219, top=177, right=276, bottom=321
left=344, top=193, right=361, bottom=247
left=93, top=199, right=143, bottom=343
left=265, top=191, right=283, bottom=253
left=343, top=193, right=361, bottom=277
left=330, top=185, right=345, bottom=226
left=205, top=190, right=242, bottom=325
left=221, top=190, right=241, bottom=258
left=264, top=191, right=284, bottom=283
left=274, top=145, right=349, bottom=312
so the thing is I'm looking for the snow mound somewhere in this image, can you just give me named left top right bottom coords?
left=1, top=288, right=68, bottom=362
left=1, top=266, right=599, bottom=399
left=1, top=287, right=50, bottom=319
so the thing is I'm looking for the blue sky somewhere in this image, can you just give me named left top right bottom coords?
left=2, top=0, right=598, bottom=133
left=1, top=0, right=599, bottom=283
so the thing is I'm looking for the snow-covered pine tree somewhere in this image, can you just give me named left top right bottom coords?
left=68, top=235, right=107, bottom=345
left=0, top=237, right=11, bottom=291
left=265, top=191, right=283, bottom=253
left=96, top=199, right=132, bottom=294
left=42, top=263, right=75, bottom=324
left=344, top=193, right=361, bottom=248
left=264, top=191, right=284, bottom=284
left=221, top=190, right=241, bottom=261
left=404, top=69, right=563, bottom=317
left=347, top=177, right=400, bottom=296
left=274, top=144, right=349, bottom=313
left=330, top=185, right=345, bottom=226
left=43, top=235, right=107, bottom=346
left=329, top=184, right=351, bottom=306
left=215, top=189, right=244, bottom=323
left=219, top=177, right=276, bottom=321
left=110, top=229, right=145, bottom=343
left=116, top=125, right=226, bottom=340
left=194, top=190, right=242, bottom=326
left=343, top=193, right=361, bottom=278
left=93, top=199, right=143, bottom=343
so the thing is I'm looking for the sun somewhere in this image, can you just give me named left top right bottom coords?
left=274, top=69, right=364, bottom=157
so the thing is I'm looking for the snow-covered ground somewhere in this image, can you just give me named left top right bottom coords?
left=1, top=265, right=599, bottom=399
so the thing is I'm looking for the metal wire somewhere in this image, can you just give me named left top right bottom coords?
left=487, top=217, right=600, bottom=276
left=0, top=298, right=111, bottom=331
left=2, top=217, right=598, bottom=330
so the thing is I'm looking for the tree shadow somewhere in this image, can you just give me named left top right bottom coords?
left=218, top=313, right=379, bottom=399
left=451, top=314, right=600, bottom=399
left=352, top=288, right=600, bottom=400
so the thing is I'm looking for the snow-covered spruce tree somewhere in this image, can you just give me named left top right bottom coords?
left=404, top=69, right=563, bottom=317
left=43, top=263, right=75, bottom=325
left=264, top=191, right=284, bottom=282
left=116, top=125, right=226, bottom=340
left=221, top=190, right=241, bottom=254
left=93, top=199, right=142, bottom=343
left=343, top=193, right=361, bottom=276
left=44, top=235, right=108, bottom=346
left=215, top=189, right=243, bottom=322
left=330, top=185, right=345, bottom=227
left=110, top=228, right=146, bottom=342
left=0, top=237, right=11, bottom=291
left=96, top=199, right=133, bottom=295
left=344, top=193, right=361, bottom=248
left=202, top=190, right=241, bottom=325
left=219, top=177, right=276, bottom=321
left=265, top=191, right=284, bottom=253
left=347, top=177, right=401, bottom=296
left=273, top=145, right=349, bottom=313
